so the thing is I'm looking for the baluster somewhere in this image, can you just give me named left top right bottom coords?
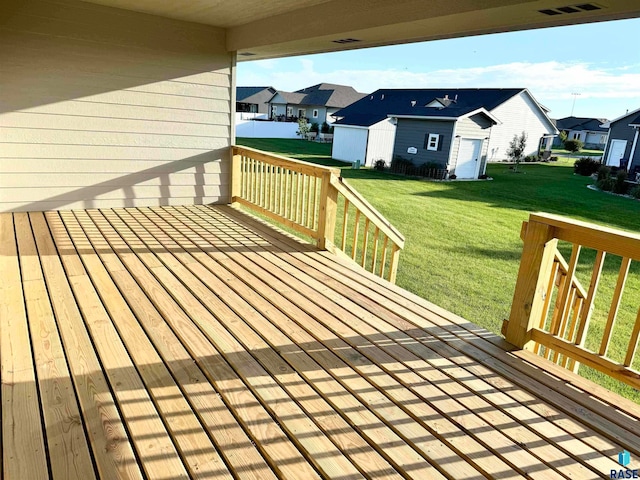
left=352, top=210, right=361, bottom=260
left=306, top=176, right=313, bottom=228
left=551, top=245, right=581, bottom=336
left=388, top=243, right=400, bottom=283
left=296, top=173, right=304, bottom=224
left=361, top=219, right=370, bottom=267
left=535, top=260, right=559, bottom=355
left=289, top=171, right=295, bottom=221
left=371, top=227, right=380, bottom=274
left=341, top=199, right=350, bottom=251
left=311, top=176, right=319, bottom=230
left=599, top=257, right=631, bottom=357
left=624, top=306, right=640, bottom=367
left=379, top=236, right=389, bottom=278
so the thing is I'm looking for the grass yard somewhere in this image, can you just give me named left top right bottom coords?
left=237, top=138, right=640, bottom=400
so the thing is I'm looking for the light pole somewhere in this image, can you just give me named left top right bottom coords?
left=570, top=92, right=581, bottom=116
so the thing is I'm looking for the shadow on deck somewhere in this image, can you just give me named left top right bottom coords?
left=1, top=204, right=638, bottom=479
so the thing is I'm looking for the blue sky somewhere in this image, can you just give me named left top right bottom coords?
left=237, top=18, right=640, bottom=121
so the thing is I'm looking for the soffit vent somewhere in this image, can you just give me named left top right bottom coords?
left=239, top=52, right=256, bottom=56
left=332, top=38, right=361, bottom=44
left=538, top=3, right=602, bottom=15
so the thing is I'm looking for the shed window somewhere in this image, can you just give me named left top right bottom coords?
left=425, top=133, right=440, bottom=151
left=313, top=109, right=319, bottom=118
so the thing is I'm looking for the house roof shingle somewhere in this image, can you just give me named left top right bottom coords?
left=555, top=116, right=608, bottom=132
left=236, top=86, right=276, bottom=104
left=333, top=88, right=526, bottom=127
left=270, top=83, right=366, bottom=109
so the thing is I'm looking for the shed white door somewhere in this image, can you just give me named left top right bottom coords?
left=456, top=139, right=482, bottom=178
left=606, top=139, right=627, bottom=167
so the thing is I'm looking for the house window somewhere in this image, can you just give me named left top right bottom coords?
left=572, top=132, right=580, bottom=140
left=601, top=135, right=606, bottom=144
left=271, top=105, right=277, bottom=116
left=313, top=109, right=319, bottom=118
left=425, top=133, right=440, bottom=151
left=286, top=106, right=293, bottom=116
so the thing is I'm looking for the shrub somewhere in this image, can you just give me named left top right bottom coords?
left=630, top=185, right=640, bottom=199
left=564, top=139, right=584, bottom=153
left=373, top=159, right=386, bottom=171
left=597, top=165, right=611, bottom=181
left=523, top=155, right=538, bottom=163
left=449, top=174, right=457, bottom=180
left=309, top=122, right=320, bottom=133
left=613, top=170, right=629, bottom=194
left=390, top=155, right=414, bottom=175
left=549, top=156, right=558, bottom=162
left=573, top=157, right=601, bottom=176
left=320, top=121, right=330, bottom=134
left=596, top=177, right=615, bottom=192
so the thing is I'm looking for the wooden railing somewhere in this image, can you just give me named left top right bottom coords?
left=503, top=213, right=640, bottom=390
left=230, top=146, right=405, bottom=282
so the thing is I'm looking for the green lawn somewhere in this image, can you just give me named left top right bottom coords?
left=237, top=138, right=640, bottom=400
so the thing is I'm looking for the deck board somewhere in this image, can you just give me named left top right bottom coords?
left=1, top=205, right=639, bottom=479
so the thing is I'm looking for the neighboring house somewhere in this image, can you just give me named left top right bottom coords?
left=553, top=116, right=609, bottom=149
left=236, top=86, right=276, bottom=114
left=600, top=108, right=640, bottom=171
left=332, top=89, right=557, bottom=178
left=268, top=83, right=366, bottom=125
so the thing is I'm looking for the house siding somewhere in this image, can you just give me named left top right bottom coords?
left=603, top=114, right=639, bottom=168
left=486, top=91, right=555, bottom=161
left=1, top=0, right=232, bottom=213
left=366, top=119, right=397, bottom=166
left=332, top=126, right=368, bottom=164
left=449, top=114, right=492, bottom=176
left=392, top=119, right=454, bottom=167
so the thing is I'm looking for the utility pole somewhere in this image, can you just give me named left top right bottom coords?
left=570, top=92, right=581, bottom=116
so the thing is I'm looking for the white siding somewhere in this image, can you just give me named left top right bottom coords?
left=332, top=126, right=368, bottom=163
left=486, top=92, right=555, bottom=162
left=365, top=119, right=396, bottom=166
left=0, top=0, right=232, bottom=212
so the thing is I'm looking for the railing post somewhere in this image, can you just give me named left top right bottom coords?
left=505, top=219, right=557, bottom=350
left=230, top=148, right=241, bottom=204
left=317, top=171, right=338, bottom=250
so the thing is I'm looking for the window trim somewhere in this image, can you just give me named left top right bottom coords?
left=426, top=133, right=440, bottom=151
left=313, top=109, right=319, bottom=118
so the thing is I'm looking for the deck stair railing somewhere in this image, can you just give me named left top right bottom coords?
left=503, top=213, right=640, bottom=390
left=230, top=146, right=405, bottom=282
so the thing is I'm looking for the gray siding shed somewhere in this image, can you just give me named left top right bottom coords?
left=392, top=119, right=454, bottom=167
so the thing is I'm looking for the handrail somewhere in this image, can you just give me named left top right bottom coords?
left=230, top=145, right=405, bottom=283
left=504, top=213, right=640, bottom=390
left=329, top=175, right=405, bottom=249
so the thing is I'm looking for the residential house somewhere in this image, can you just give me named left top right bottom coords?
left=332, top=89, right=557, bottom=178
left=553, top=116, right=609, bottom=149
left=601, top=108, right=640, bottom=171
left=236, top=86, right=276, bottom=114
left=268, top=83, right=366, bottom=125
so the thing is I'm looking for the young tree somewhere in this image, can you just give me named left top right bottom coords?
left=506, top=131, right=528, bottom=172
left=564, top=138, right=584, bottom=154
left=296, top=118, right=310, bottom=138
left=559, top=130, right=568, bottom=143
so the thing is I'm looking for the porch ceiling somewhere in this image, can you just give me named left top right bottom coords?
left=76, top=0, right=640, bottom=59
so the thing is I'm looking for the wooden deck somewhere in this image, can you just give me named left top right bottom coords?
left=1, top=204, right=639, bottom=480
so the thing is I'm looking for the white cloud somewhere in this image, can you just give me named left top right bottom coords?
left=238, top=58, right=640, bottom=106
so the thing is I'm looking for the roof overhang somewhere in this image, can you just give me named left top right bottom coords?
left=389, top=107, right=500, bottom=125
left=71, top=0, right=640, bottom=60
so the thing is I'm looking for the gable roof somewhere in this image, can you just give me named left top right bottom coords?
left=333, top=88, right=547, bottom=127
left=555, top=116, right=608, bottom=132
left=603, top=107, right=640, bottom=128
left=269, top=83, right=366, bottom=108
left=630, top=114, right=640, bottom=127
left=236, top=86, right=276, bottom=104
